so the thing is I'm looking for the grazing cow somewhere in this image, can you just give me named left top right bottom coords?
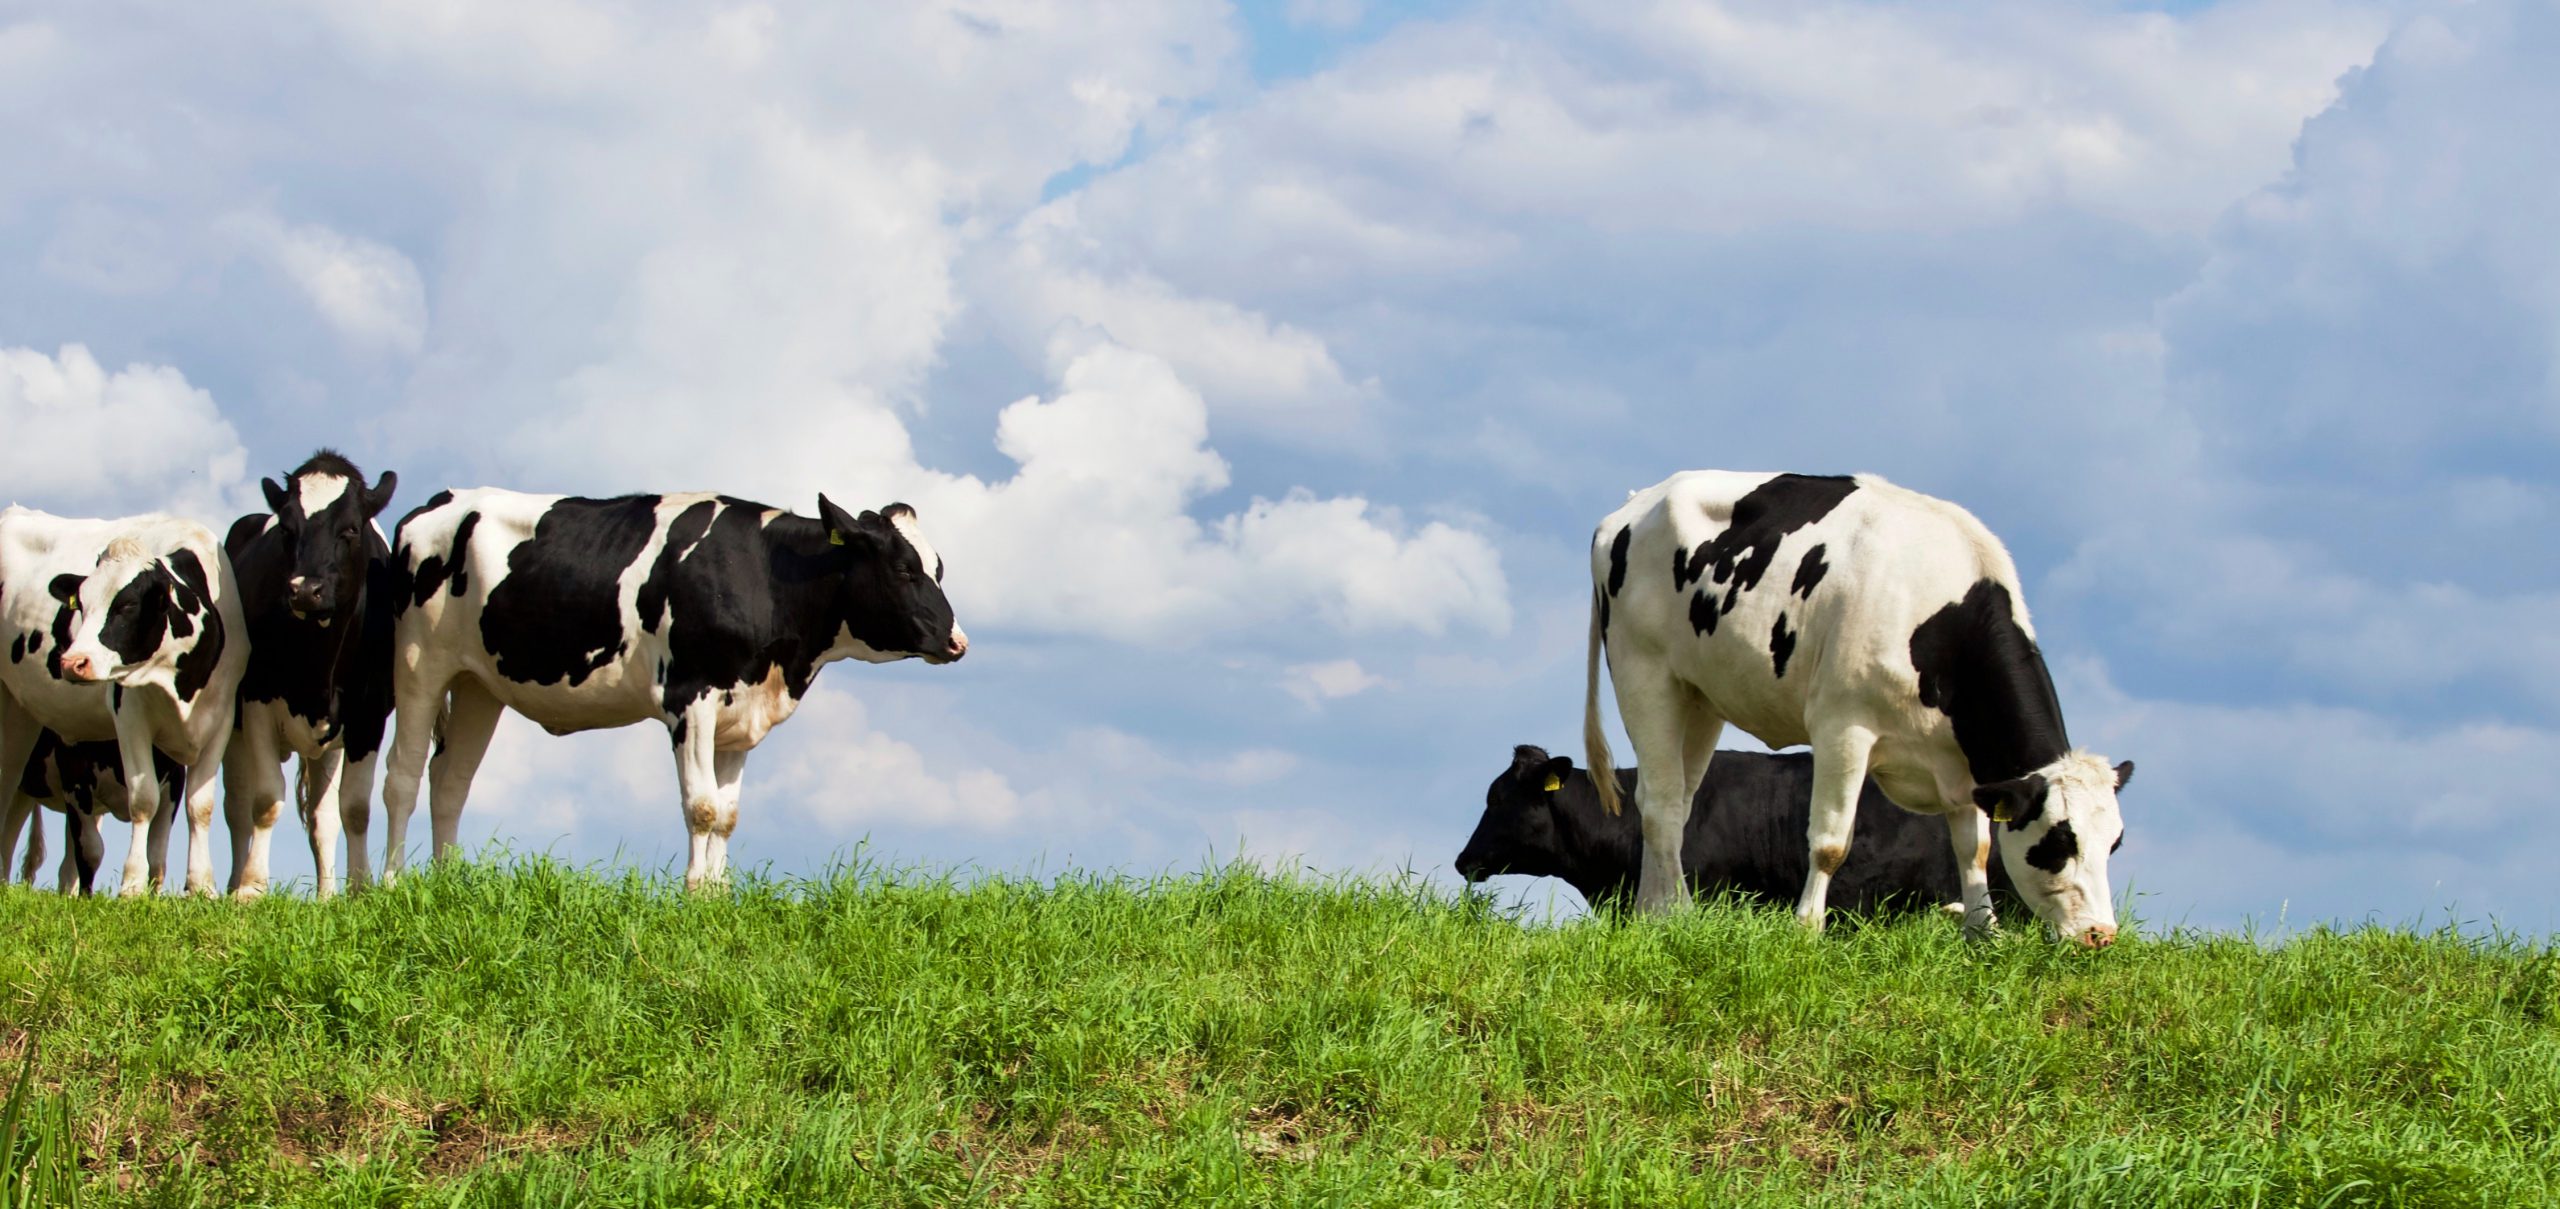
left=1456, top=744, right=2018, bottom=916
left=1585, top=472, right=2131, bottom=946
left=374, top=490, right=967, bottom=889
left=222, top=450, right=399, bottom=898
left=12, top=729, right=180, bottom=894
left=0, top=509, right=247, bottom=895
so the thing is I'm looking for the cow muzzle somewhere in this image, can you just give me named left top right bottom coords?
left=938, top=628, right=969, bottom=663
left=59, top=651, right=101, bottom=682
left=2074, top=923, right=2118, bottom=950
left=288, top=577, right=334, bottom=622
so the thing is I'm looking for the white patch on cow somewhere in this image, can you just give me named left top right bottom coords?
left=296, top=472, right=349, bottom=515
left=886, top=508, right=940, bottom=581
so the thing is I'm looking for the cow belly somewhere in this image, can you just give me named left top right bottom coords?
left=476, top=667, right=661, bottom=736
left=1669, top=634, right=1812, bottom=750
left=0, top=674, right=121, bottom=744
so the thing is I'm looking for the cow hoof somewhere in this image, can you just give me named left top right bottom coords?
left=232, top=883, right=268, bottom=902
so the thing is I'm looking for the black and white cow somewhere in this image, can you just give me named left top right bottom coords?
left=0, top=508, right=247, bottom=895
left=373, top=490, right=967, bottom=889
left=1457, top=744, right=2019, bottom=917
left=1585, top=472, right=2131, bottom=946
left=12, top=729, right=180, bottom=894
left=221, top=450, right=399, bottom=898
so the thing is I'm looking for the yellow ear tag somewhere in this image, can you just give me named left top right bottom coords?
left=1542, top=774, right=1563, bottom=793
left=1991, top=802, right=2014, bottom=824
left=828, top=530, right=845, bottom=546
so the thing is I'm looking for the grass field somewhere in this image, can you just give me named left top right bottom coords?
left=1, top=860, right=2555, bottom=1207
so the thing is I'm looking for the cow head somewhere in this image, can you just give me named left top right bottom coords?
left=1974, top=752, right=2130, bottom=948
left=1456, top=744, right=1580, bottom=884
left=53, top=536, right=224, bottom=697
left=815, top=495, right=967, bottom=665
left=259, top=451, right=396, bottom=626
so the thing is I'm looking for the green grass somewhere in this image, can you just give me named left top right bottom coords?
left=1, top=859, right=2554, bottom=1207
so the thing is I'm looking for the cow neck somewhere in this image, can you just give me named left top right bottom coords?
left=737, top=511, right=862, bottom=693
left=235, top=531, right=367, bottom=729
left=1909, top=578, right=2071, bottom=785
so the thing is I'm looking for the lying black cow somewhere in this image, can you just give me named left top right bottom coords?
left=1457, top=744, right=2016, bottom=916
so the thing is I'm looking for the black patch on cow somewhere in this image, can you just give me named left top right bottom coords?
left=1674, top=474, right=1857, bottom=633
left=1596, top=589, right=1610, bottom=638
left=1909, top=578, right=2070, bottom=785
left=1791, top=544, right=1829, bottom=598
left=170, top=557, right=225, bottom=703
left=8, top=632, right=25, bottom=663
left=1605, top=527, right=1631, bottom=597
left=1973, top=775, right=2049, bottom=829
left=1688, top=589, right=1719, bottom=636
left=99, top=563, right=175, bottom=668
left=638, top=499, right=718, bottom=634
left=479, top=496, right=661, bottom=688
left=2024, top=819, right=2079, bottom=874
left=43, top=593, right=76, bottom=680
left=1770, top=613, right=1797, bottom=679
left=409, top=511, right=480, bottom=606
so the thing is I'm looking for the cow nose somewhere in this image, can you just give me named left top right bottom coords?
left=945, top=629, right=968, bottom=661
left=2078, top=924, right=2118, bottom=950
left=60, top=653, right=95, bottom=681
left=288, top=578, right=331, bottom=615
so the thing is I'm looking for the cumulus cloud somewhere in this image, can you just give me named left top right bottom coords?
left=766, top=687, right=1029, bottom=832
left=0, top=345, right=250, bottom=518
left=227, top=214, right=430, bottom=356
left=913, top=339, right=1510, bottom=643
left=1283, top=658, right=1385, bottom=706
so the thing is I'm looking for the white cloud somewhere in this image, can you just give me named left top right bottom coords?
left=0, top=345, right=250, bottom=518
left=913, top=339, right=1511, bottom=643
left=228, top=214, right=430, bottom=356
left=767, top=687, right=1029, bottom=832
left=1283, top=657, right=1384, bottom=706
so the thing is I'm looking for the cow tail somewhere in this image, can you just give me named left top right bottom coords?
left=1585, top=587, right=1622, bottom=817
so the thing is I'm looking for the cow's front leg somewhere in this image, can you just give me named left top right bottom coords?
left=1944, top=808, right=1997, bottom=939
left=670, top=700, right=723, bottom=892
left=1795, top=724, right=1878, bottom=934
left=223, top=711, right=286, bottom=899
left=336, top=748, right=379, bottom=896
left=105, top=709, right=174, bottom=896
left=0, top=700, right=39, bottom=886
left=179, top=731, right=231, bottom=899
left=10, top=797, right=39, bottom=886
left=425, top=679, right=504, bottom=865
left=67, top=807, right=107, bottom=895
left=297, top=750, right=347, bottom=899
left=705, top=748, right=748, bottom=884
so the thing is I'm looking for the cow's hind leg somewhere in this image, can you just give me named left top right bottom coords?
left=1944, top=809, right=1996, bottom=939
left=335, top=748, right=378, bottom=896
left=1612, top=664, right=1719, bottom=916
left=378, top=676, right=449, bottom=884
left=69, top=807, right=106, bottom=895
left=425, top=679, right=504, bottom=866
left=13, top=799, right=39, bottom=886
left=1794, top=723, right=1879, bottom=934
left=0, top=697, right=38, bottom=885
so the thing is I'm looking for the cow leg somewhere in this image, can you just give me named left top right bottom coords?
left=670, top=700, right=724, bottom=892
left=1944, top=809, right=1997, bottom=939
left=337, top=748, right=379, bottom=893
left=378, top=676, right=449, bottom=885
left=297, top=749, right=347, bottom=899
left=178, top=731, right=231, bottom=899
left=222, top=710, right=288, bottom=899
left=1612, top=667, right=1714, bottom=916
left=12, top=798, right=39, bottom=886
left=69, top=807, right=106, bottom=895
left=102, top=708, right=170, bottom=897
left=0, top=697, right=37, bottom=884
left=144, top=771, right=178, bottom=892
left=425, top=679, right=504, bottom=865
left=1794, top=724, right=1879, bottom=933
left=705, top=748, right=748, bottom=884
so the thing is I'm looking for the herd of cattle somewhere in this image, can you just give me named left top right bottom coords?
left=2, top=457, right=2128, bottom=945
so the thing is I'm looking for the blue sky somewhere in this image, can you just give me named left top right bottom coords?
left=5, top=0, right=2554, bottom=933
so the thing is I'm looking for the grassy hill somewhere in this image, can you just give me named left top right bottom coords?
left=1, top=861, right=2554, bottom=1207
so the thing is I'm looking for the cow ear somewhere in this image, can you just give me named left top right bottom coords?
left=2113, top=760, right=2135, bottom=792
left=815, top=494, right=868, bottom=548
left=1538, top=756, right=1574, bottom=794
left=261, top=477, right=291, bottom=517
left=361, top=471, right=398, bottom=519
left=48, top=573, right=85, bottom=604
left=1972, top=776, right=2044, bottom=825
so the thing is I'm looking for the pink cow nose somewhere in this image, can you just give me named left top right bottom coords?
left=946, top=631, right=969, bottom=661
left=2078, top=924, right=2118, bottom=950
left=60, top=653, right=97, bottom=681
